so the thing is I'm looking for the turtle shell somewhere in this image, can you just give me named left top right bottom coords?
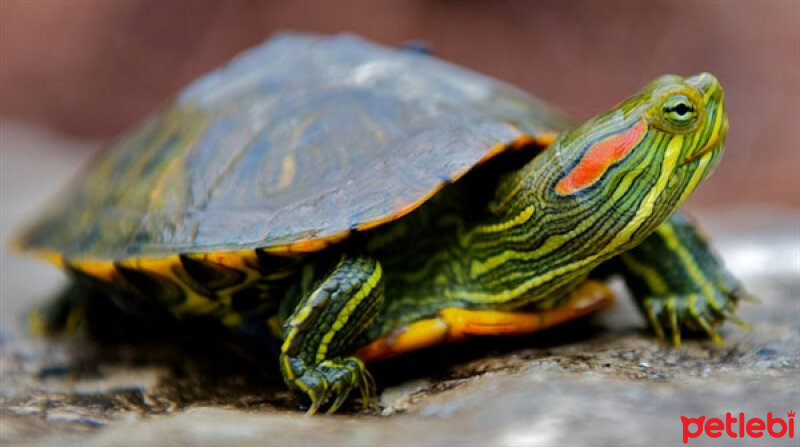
left=19, top=33, right=574, bottom=262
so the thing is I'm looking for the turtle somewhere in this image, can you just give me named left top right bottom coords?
left=17, top=33, right=748, bottom=414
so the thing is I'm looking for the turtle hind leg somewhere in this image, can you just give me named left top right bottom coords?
left=603, top=211, right=751, bottom=346
left=28, top=282, right=93, bottom=337
left=356, top=280, right=613, bottom=363
left=279, top=255, right=384, bottom=414
left=28, top=281, right=177, bottom=344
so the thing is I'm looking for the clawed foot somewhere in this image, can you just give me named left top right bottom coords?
left=640, top=278, right=754, bottom=346
left=284, top=356, right=376, bottom=415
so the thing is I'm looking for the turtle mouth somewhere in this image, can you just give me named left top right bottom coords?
left=680, top=145, right=715, bottom=170
left=680, top=138, right=720, bottom=166
left=680, top=108, right=727, bottom=167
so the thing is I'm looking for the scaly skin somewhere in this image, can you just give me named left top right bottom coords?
left=274, top=73, right=730, bottom=412
left=33, top=73, right=738, bottom=414
left=279, top=256, right=382, bottom=414
left=612, top=211, right=751, bottom=346
left=368, top=73, right=728, bottom=328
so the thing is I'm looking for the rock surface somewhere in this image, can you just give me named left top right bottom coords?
left=1, top=122, right=798, bottom=446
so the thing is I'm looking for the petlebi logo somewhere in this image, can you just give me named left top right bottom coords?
left=681, top=411, right=795, bottom=444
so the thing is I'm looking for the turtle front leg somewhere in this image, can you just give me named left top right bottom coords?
left=279, top=255, right=384, bottom=414
left=603, top=211, right=751, bottom=346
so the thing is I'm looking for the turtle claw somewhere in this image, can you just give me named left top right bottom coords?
left=735, top=291, right=760, bottom=304
left=725, top=313, right=752, bottom=332
left=363, top=368, right=377, bottom=401
left=690, top=312, right=722, bottom=345
left=325, top=386, right=353, bottom=415
left=291, top=356, right=373, bottom=415
left=641, top=281, right=747, bottom=347
left=306, top=389, right=326, bottom=416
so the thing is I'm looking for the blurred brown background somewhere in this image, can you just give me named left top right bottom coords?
left=1, top=0, right=798, bottom=206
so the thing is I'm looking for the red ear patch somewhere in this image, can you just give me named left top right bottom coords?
left=555, top=120, right=648, bottom=195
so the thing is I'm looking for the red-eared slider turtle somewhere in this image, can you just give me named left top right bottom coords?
left=18, top=33, right=746, bottom=414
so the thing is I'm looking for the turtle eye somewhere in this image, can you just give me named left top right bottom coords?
left=661, top=95, right=697, bottom=127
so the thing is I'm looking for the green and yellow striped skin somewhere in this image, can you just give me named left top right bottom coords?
left=360, top=73, right=728, bottom=328
left=19, top=35, right=746, bottom=414
left=610, top=211, right=750, bottom=346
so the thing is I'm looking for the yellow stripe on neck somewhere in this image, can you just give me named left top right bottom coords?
left=461, top=136, right=683, bottom=304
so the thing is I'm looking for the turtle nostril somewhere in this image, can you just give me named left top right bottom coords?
left=685, top=72, right=722, bottom=97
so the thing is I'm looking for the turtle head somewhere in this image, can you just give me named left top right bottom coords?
left=546, top=72, right=727, bottom=242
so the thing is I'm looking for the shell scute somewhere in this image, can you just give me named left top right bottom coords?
left=19, top=33, right=572, bottom=263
